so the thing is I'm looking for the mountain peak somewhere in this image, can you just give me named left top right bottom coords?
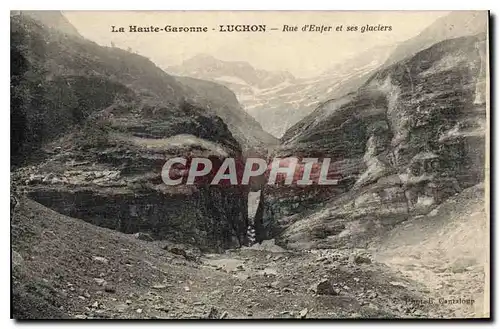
left=169, top=54, right=295, bottom=90
left=182, top=53, right=220, bottom=66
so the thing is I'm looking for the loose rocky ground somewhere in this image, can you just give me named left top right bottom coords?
left=12, top=195, right=487, bottom=319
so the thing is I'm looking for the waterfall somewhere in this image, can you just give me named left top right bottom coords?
left=247, top=190, right=262, bottom=246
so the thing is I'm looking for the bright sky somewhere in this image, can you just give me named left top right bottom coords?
left=63, top=11, right=449, bottom=78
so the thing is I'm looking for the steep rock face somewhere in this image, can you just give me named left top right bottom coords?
left=15, top=103, right=249, bottom=250
left=11, top=13, right=249, bottom=250
left=16, top=118, right=248, bottom=251
left=259, top=34, right=487, bottom=249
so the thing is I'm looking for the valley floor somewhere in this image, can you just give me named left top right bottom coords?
left=11, top=187, right=488, bottom=319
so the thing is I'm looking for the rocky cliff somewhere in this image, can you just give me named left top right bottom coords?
left=259, top=33, right=487, bottom=250
left=11, top=12, right=251, bottom=250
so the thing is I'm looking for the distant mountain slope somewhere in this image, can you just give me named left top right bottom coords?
left=168, top=48, right=393, bottom=137
left=168, top=55, right=280, bottom=147
left=175, top=76, right=278, bottom=148
left=384, top=11, right=487, bottom=66
left=169, top=54, right=295, bottom=90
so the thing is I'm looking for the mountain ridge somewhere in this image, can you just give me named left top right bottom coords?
left=168, top=46, right=394, bottom=138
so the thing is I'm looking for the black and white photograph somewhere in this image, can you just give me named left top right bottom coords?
left=10, top=10, right=490, bottom=320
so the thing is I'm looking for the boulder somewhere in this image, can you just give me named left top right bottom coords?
left=134, top=232, right=154, bottom=242
left=313, top=279, right=340, bottom=296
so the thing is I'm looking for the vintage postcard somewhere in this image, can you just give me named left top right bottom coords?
left=10, top=10, right=490, bottom=319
